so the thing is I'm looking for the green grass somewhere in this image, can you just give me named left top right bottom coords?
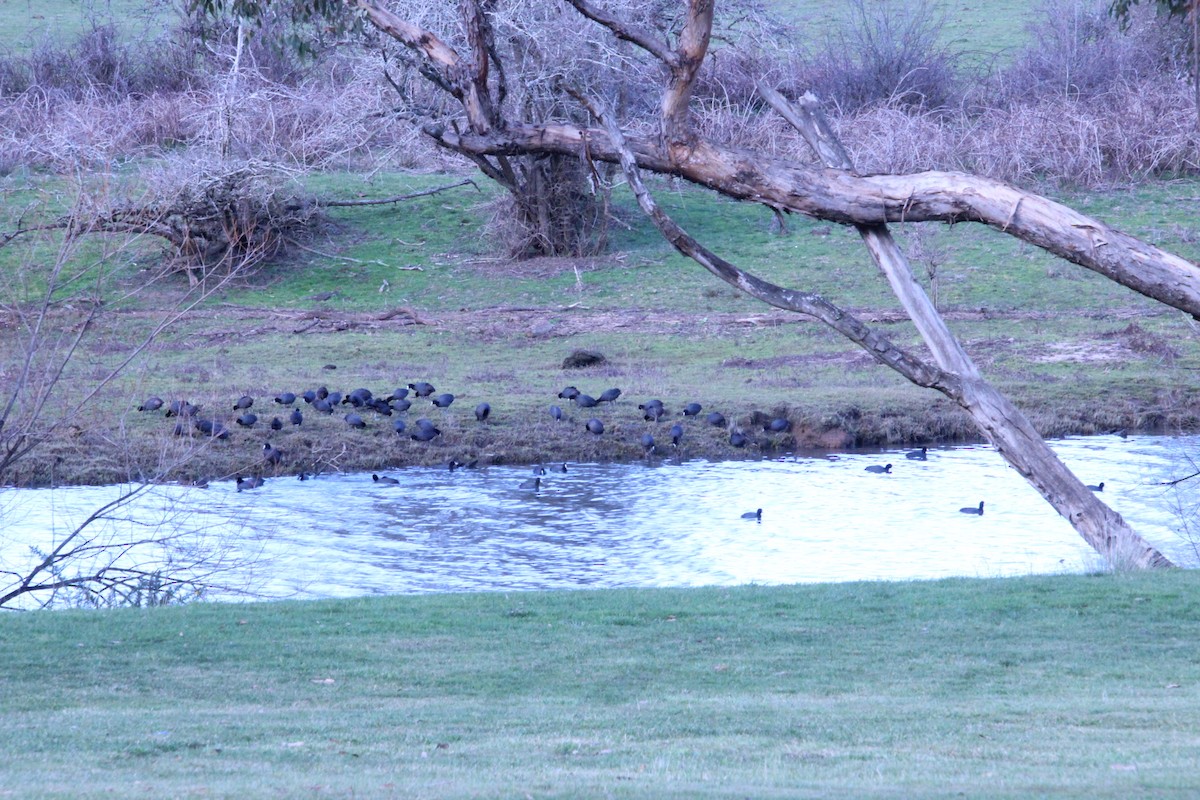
left=5, top=168, right=1200, bottom=485
left=0, top=0, right=169, bottom=50
left=2, top=571, right=1199, bottom=797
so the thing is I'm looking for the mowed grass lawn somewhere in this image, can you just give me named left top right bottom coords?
left=3, top=571, right=1199, bottom=798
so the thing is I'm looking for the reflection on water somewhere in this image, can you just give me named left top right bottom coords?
left=2, top=435, right=1196, bottom=601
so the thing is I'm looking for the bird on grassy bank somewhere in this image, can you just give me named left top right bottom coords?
left=549, top=405, right=563, bottom=422
left=302, top=389, right=317, bottom=404
left=409, top=382, right=436, bottom=397
left=274, top=392, right=296, bottom=406
left=558, top=386, right=580, bottom=401
left=410, top=422, right=441, bottom=441
left=586, top=418, right=604, bottom=435
left=641, top=433, right=656, bottom=455
left=730, top=431, right=749, bottom=448
left=432, top=393, right=455, bottom=408
left=1087, top=482, right=1105, bottom=492
left=236, top=412, right=258, bottom=428
left=233, top=395, right=254, bottom=411
left=372, top=473, right=399, bottom=485
left=864, top=463, right=892, bottom=474
left=290, top=408, right=303, bottom=426
left=392, top=418, right=407, bottom=435
left=741, top=508, right=762, bottom=521
left=475, top=402, right=491, bottom=421
left=263, top=442, right=284, bottom=466
left=682, top=402, right=702, bottom=417
left=765, top=418, right=791, bottom=433
left=270, top=417, right=283, bottom=431
left=138, top=396, right=163, bottom=412
left=598, top=388, right=622, bottom=403
left=387, top=388, right=409, bottom=402
left=345, top=388, right=373, bottom=407
left=344, top=413, right=366, bottom=429
left=670, top=423, right=684, bottom=447
left=313, top=398, right=334, bottom=414
left=194, top=419, right=229, bottom=440
left=642, top=403, right=666, bottom=422
left=236, top=475, right=264, bottom=492
left=165, top=399, right=200, bottom=418
left=574, top=393, right=598, bottom=408
left=906, top=447, right=928, bottom=461
left=519, top=476, right=541, bottom=491
left=706, top=411, right=726, bottom=428
left=960, top=501, right=984, bottom=515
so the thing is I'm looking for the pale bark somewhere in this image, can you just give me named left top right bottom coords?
left=359, top=0, right=1190, bottom=567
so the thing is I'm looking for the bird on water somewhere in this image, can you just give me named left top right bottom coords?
left=960, top=501, right=985, bottom=515
left=741, top=508, right=762, bottom=521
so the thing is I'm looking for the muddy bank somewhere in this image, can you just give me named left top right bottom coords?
left=18, top=389, right=1199, bottom=488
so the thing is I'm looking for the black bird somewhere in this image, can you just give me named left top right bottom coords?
left=533, top=465, right=547, bottom=475
left=556, top=463, right=568, bottom=473
left=391, top=398, right=413, bottom=413
left=641, top=433, right=656, bottom=455
left=432, top=393, right=455, bottom=408
left=138, top=396, right=163, bottom=412
left=233, top=395, right=254, bottom=411
left=368, top=398, right=393, bottom=416
left=346, top=388, right=373, bottom=407
left=194, top=419, right=229, bottom=440
left=741, top=508, right=762, bottom=521
left=392, top=418, right=407, bottom=435
left=549, top=405, right=563, bottom=421
left=409, top=381, right=436, bottom=397
left=302, top=390, right=317, bottom=404
left=344, top=412, right=366, bottom=429
left=387, top=388, right=410, bottom=402
left=449, top=459, right=479, bottom=472
left=730, top=431, right=748, bottom=448
left=558, top=386, right=580, bottom=400
left=414, top=417, right=438, bottom=430
left=410, top=424, right=441, bottom=441
left=598, top=388, right=622, bottom=403
left=519, top=476, right=541, bottom=491
left=865, top=463, right=892, bottom=474
left=765, top=418, right=791, bottom=433
left=290, top=408, right=303, bottom=426
left=1087, top=482, right=1105, bottom=492
left=905, top=447, right=928, bottom=461
left=236, top=475, right=264, bottom=492
left=475, top=402, right=491, bottom=421
left=706, top=411, right=726, bottom=428
left=643, top=404, right=666, bottom=422
left=586, top=418, right=604, bottom=435
left=274, top=392, right=296, bottom=406
left=313, top=398, right=334, bottom=414
left=960, top=501, right=985, bottom=515
left=372, top=473, right=399, bottom=485
left=575, top=394, right=598, bottom=408
left=325, top=391, right=343, bottom=406
left=682, top=402, right=703, bottom=417
left=165, top=400, right=200, bottom=418
left=263, top=442, right=284, bottom=466
left=638, top=399, right=664, bottom=412
left=270, top=417, right=283, bottom=431
left=236, top=412, right=258, bottom=428
left=670, top=423, right=684, bottom=447
left=315, top=386, right=329, bottom=400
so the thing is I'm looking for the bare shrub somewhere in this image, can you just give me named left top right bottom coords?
left=802, top=0, right=965, bottom=113
left=992, top=0, right=1186, bottom=103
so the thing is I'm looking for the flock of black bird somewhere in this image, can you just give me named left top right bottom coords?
left=137, top=380, right=794, bottom=498
left=139, top=383, right=1108, bottom=515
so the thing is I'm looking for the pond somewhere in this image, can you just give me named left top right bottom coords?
left=1, top=434, right=1196, bottom=603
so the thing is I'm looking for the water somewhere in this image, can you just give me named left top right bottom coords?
left=1, top=435, right=1196, bottom=603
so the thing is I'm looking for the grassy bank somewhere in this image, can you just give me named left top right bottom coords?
left=2, top=572, right=1199, bottom=797
left=3, top=171, right=1200, bottom=486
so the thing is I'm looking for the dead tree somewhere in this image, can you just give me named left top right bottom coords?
left=337, top=0, right=1200, bottom=568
